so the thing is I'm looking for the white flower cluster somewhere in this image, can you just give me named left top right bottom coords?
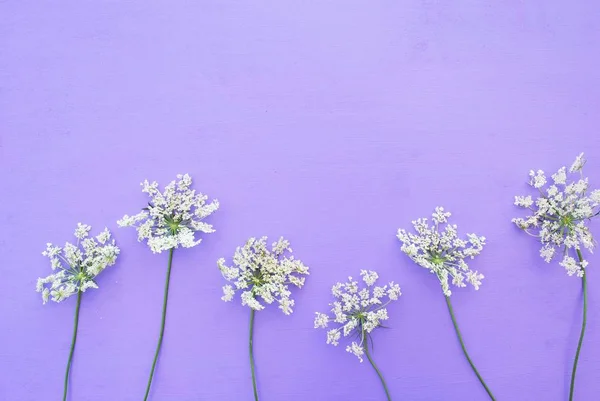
left=314, top=270, right=401, bottom=362
left=513, top=153, right=600, bottom=277
left=36, top=224, right=120, bottom=304
left=397, top=207, right=486, bottom=297
left=117, top=174, right=219, bottom=253
left=218, top=237, right=309, bottom=315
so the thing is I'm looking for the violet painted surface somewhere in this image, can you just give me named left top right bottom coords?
left=1, top=2, right=600, bottom=400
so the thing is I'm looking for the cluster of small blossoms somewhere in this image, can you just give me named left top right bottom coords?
left=513, top=153, right=600, bottom=277
left=314, top=270, right=401, bottom=362
left=218, top=237, right=309, bottom=315
left=36, top=224, right=120, bottom=304
left=117, top=174, right=219, bottom=253
left=397, top=207, right=486, bottom=297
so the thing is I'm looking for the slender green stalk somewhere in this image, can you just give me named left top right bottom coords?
left=445, top=296, right=496, bottom=401
left=63, top=290, right=82, bottom=401
left=143, top=248, right=175, bottom=401
left=249, top=309, right=259, bottom=401
left=363, top=336, right=392, bottom=401
left=569, top=249, right=588, bottom=401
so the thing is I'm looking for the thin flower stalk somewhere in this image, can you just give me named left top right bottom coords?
left=314, top=270, right=401, bottom=401
left=118, top=174, right=218, bottom=400
left=36, top=224, right=119, bottom=401
left=249, top=309, right=259, bottom=401
left=513, top=153, right=599, bottom=400
left=218, top=236, right=309, bottom=401
left=397, top=208, right=495, bottom=400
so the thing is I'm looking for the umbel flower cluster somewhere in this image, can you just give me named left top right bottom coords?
left=36, top=223, right=120, bottom=304
left=397, top=207, right=486, bottom=297
left=218, top=236, right=309, bottom=315
left=117, top=174, right=219, bottom=253
left=314, top=270, right=401, bottom=362
left=513, top=153, right=600, bottom=277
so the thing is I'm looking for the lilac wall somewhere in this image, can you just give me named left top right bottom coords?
left=2, top=2, right=600, bottom=400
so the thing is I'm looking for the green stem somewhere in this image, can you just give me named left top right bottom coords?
left=569, top=249, right=588, bottom=401
left=143, top=248, right=175, bottom=401
left=445, top=296, right=496, bottom=401
left=63, top=290, right=82, bottom=401
left=363, top=334, right=392, bottom=401
left=249, top=309, right=259, bottom=401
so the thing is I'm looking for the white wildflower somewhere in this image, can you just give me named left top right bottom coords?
left=36, top=225, right=119, bottom=304
left=529, top=170, right=547, bottom=189
left=314, top=312, right=329, bottom=329
left=361, top=270, right=378, bottom=286
left=327, top=328, right=341, bottom=346
left=74, top=223, right=91, bottom=240
left=221, top=285, right=235, bottom=302
left=540, top=246, right=555, bottom=263
left=570, top=152, right=586, bottom=173
left=314, top=271, right=401, bottom=362
left=217, top=237, right=309, bottom=315
left=117, top=174, right=219, bottom=254
left=514, top=196, right=534, bottom=208
left=552, top=167, right=567, bottom=185
left=397, top=207, right=486, bottom=297
left=346, top=342, right=365, bottom=363
left=513, top=153, right=599, bottom=277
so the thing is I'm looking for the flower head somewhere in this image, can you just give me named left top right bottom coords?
left=314, top=270, right=401, bottom=362
left=397, top=207, right=486, bottom=296
left=513, top=153, right=599, bottom=277
left=117, top=174, right=219, bottom=253
left=218, top=237, right=309, bottom=315
left=36, top=224, right=120, bottom=304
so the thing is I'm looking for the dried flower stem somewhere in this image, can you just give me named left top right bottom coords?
left=445, top=295, right=495, bottom=400
left=63, top=290, right=82, bottom=401
left=569, top=248, right=587, bottom=401
left=249, top=309, right=259, bottom=401
left=362, top=332, right=391, bottom=401
left=144, top=248, right=175, bottom=401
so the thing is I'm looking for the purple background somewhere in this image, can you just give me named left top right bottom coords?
left=2, top=2, right=600, bottom=400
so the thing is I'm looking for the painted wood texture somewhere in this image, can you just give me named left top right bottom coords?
left=1, top=1, right=600, bottom=400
